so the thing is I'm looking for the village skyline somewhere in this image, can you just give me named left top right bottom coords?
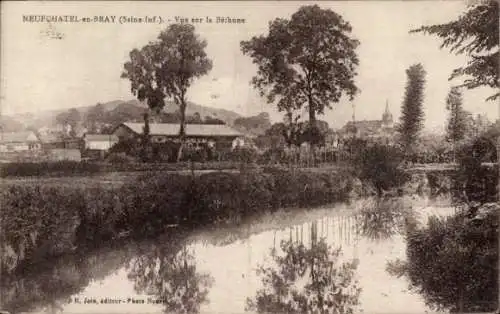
left=1, top=1, right=498, bottom=132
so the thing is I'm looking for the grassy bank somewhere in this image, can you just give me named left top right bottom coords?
left=0, top=160, right=247, bottom=178
left=1, top=167, right=354, bottom=275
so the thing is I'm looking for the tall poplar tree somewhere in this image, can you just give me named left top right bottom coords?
left=397, top=63, right=426, bottom=154
left=445, top=87, right=468, bottom=142
left=445, top=87, right=468, bottom=162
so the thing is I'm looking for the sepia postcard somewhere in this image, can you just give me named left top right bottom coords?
left=0, top=1, right=498, bottom=314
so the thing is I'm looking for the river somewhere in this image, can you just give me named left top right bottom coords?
left=3, top=195, right=455, bottom=314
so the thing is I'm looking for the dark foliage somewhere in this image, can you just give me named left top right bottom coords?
left=445, top=87, right=468, bottom=144
left=352, top=144, right=409, bottom=196
left=452, top=135, right=498, bottom=204
left=228, top=146, right=259, bottom=164
left=388, top=204, right=499, bottom=312
left=397, top=63, right=426, bottom=152
left=411, top=0, right=499, bottom=101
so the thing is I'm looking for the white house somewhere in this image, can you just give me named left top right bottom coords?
left=0, top=131, right=41, bottom=152
left=83, top=134, right=119, bottom=151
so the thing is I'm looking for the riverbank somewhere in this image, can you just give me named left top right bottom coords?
left=1, top=167, right=355, bottom=275
left=0, top=195, right=465, bottom=314
left=0, top=195, right=447, bottom=314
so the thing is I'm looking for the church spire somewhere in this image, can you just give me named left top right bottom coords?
left=382, top=99, right=393, bottom=125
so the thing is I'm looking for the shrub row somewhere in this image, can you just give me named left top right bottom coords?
left=1, top=168, right=354, bottom=274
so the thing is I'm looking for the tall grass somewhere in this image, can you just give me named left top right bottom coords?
left=1, top=168, right=354, bottom=275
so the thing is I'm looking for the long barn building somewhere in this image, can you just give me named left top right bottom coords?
left=112, top=122, right=243, bottom=149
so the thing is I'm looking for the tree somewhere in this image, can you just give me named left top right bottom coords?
left=241, top=5, right=359, bottom=145
left=445, top=87, right=467, bottom=143
left=203, top=116, right=225, bottom=125
left=464, top=113, right=492, bottom=140
left=85, top=103, right=106, bottom=133
left=397, top=63, right=426, bottom=154
left=55, top=108, right=81, bottom=137
left=187, top=112, right=203, bottom=124
left=411, top=0, right=499, bottom=101
left=352, top=143, right=408, bottom=196
left=121, top=23, right=213, bottom=161
left=445, top=87, right=468, bottom=161
left=141, top=113, right=151, bottom=162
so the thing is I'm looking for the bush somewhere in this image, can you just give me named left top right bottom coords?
left=1, top=186, right=82, bottom=272
left=105, top=152, right=137, bottom=164
left=108, top=138, right=141, bottom=156
left=229, top=146, right=259, bottom=163
left=119, top=173, right=194, bottom=235
left=453, top=136, right=499, bottom=204
left=257, top=147, right=288, bottom=164
left=180, top=146, right=209, bottom=163
left=352, top=144, right=409, bottom=196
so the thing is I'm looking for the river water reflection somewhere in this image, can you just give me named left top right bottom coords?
left=4, top=195, right=456, bottom=314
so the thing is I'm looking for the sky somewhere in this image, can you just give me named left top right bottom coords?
left=1, top=1, right=498, bottom=132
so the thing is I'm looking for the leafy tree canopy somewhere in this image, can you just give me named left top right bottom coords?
left=411, top=1, right=499, bottom=101
left=121, top=23, right=212, bottom=130
left=241, top=5, right=359, bottom=125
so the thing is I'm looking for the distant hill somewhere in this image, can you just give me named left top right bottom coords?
left=4, top=99, right=244, bottom=132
